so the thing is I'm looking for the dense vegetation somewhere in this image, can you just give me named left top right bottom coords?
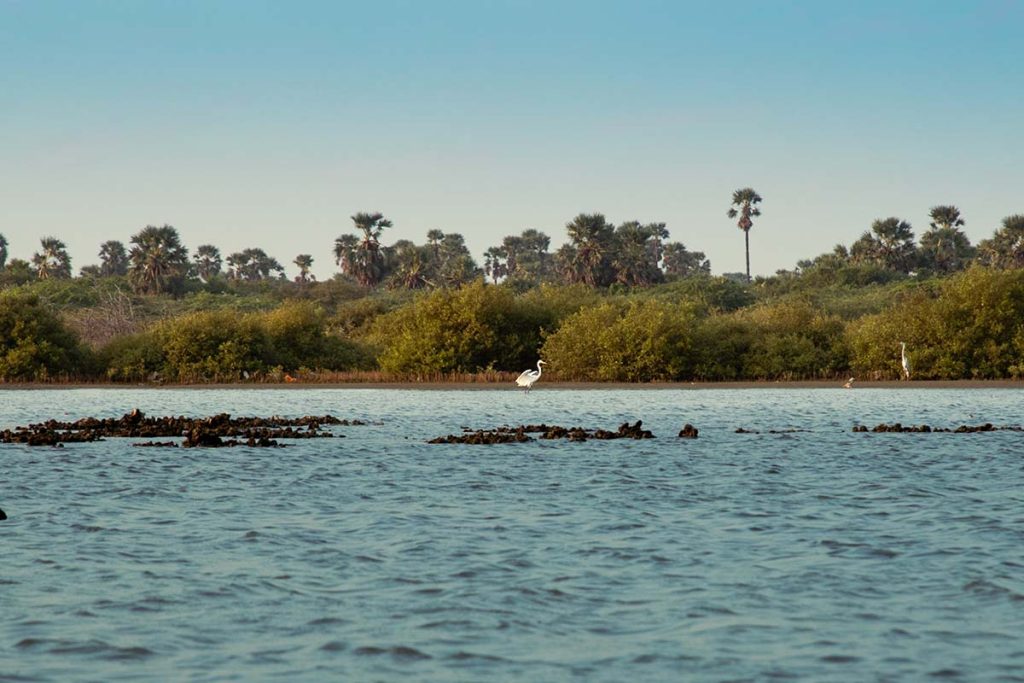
left=2, top=201, right=1024, bottom=383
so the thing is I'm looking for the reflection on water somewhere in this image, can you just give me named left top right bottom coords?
left=2, top=388, right=1023, bottom=681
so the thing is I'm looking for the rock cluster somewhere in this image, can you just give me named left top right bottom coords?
left=0, top=410, right=362, bottom=447
left=853, top=423, right=1023, bottom=433
left=430, top=420, right=656, bottom=444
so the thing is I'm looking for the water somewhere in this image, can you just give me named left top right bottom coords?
left=2, top=387, right=1023, bottom=682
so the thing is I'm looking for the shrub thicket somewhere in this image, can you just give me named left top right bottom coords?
left=366, top=280, right=548, bottom=374
left=541, top=300, right=698, bottom=381
left=0, top=292, right=90, bottom=380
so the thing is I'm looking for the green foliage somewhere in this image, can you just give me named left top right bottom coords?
left=541, top=299, right=697, bottom=381
left=847, top=267, right=1024, bottom=379
left=647, top=276, right=755, bottom=313
left=0, top=292, right=89, bottom=381
left=368, top=281, right=546, bottom=374
left=737, top=301, right=849, bottom=379
left=100, top=302, right=371, bottom=382
left=99, top=331, right=164, bottom=382
left=262, top=302, right=371, bottom=371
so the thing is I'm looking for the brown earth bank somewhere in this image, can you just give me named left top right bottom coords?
left=2, top=380, right=1024, bottom=390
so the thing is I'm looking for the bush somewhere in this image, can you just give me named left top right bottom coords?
left=738, top=301, right=849, bottom=379
left=848, top=267, right=1024, bottom=379
left=0, top=292, right=89, bottom=380
left=541, top=299, right=697, bottom=381
left=368, top=281, right=546, bottom=374
left=263, top=301, right=372, bottom=371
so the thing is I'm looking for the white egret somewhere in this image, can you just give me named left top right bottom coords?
left=900, top=342, right=911, bottom=380
left=843, top=377, right=855, bottom=389
left=515, top=360, right=546, bottom=393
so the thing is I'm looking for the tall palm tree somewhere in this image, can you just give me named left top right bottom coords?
left=566, top=213, right=614, bottom=287
left=920, top=207, right=972, bottom=273
left=193, top=244, right=223, bottom=282
left=727, top=188, right=762, bottom=282
left=293, top=254, right=315, bottom=283
left=128, top=225, right=189, bottom=295
left=349, top=212, right=392, bottom=286
left=0, top=233, right=8, bottom=270
left=98, top=240, right=129, bottom=276
left=333, top=234, right=359, bottom=276
left=32, top=237, right=72, bottom=280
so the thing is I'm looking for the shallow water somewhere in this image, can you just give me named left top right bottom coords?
left=2, top=387, right=1023, bottom=682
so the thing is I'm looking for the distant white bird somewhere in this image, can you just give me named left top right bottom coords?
left=515, top=360, right=546, bottom=393
left=843, top=377, right=855, bottom=389
left=900, top=341, right=911, bottom=380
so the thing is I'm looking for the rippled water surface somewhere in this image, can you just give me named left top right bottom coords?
left=2, top=387, right=1024, bottom=681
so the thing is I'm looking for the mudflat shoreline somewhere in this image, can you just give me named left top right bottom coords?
left=2, top=380, right=1023, bottom=390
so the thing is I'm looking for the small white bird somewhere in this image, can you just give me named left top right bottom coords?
left=843, top=377, right=855, bottom=389
left=900, top=341, right=911, bottom=380
left=515, top=360, right=546, bottom=393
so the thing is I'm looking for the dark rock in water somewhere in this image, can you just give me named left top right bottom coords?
left=678, top=424, right=699, bottom=438
left=431, top=420, right=656, bottom=444
left=855, top=422, right=1022, bottom=434
left=0, top=508, right=6, bottom=521
left=429, top=428, right=532, bottom=445
left=0, top=411, right=355, bottom=446
left=616, top=420, right=654, bottom=439
left=735, top=427, right=759, bottom=434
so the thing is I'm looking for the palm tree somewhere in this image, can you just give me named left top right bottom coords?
left=611, top=221, right=658, bottom=287
left=293, top=254, right=315, bottom=283
left=920, top=207, right=972, bottom=273
left=727, top=188, right=762, bottom=282
left=870, top=217, right=916, bottom=272
left=349, top=212, right=392, bottom=286
left=388, top=242, right=432, bottom=289
left=128, top=225, right=189, bottom=295
left=426, top=229, right=445, bottom=264
left=436, top=233, right=479, bottom=286
left=333, top=234, right=360, bottom=276
left=227, top=248, right=284, bottom=281
left=977, top=214, right=1024, bottom=269
left=193, top=244, right=223, bottom=282
left=32, top=237, right=72, bottom=280
left=98, top=240, right=129, bottom=276
left=0, top=233, right=7, bottom=270
left=566, top=213, right=614, bottom=287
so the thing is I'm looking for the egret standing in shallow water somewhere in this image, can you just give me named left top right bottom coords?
left=900, top=342, right=911, bottom=380
left=515, top=360, right=546, bottom=393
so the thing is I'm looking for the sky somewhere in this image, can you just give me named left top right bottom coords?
left=2, top=0, right=1022, bottom=280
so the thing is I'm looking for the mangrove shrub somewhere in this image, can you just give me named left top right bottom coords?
left=541, top=299, right=697, bottom=381
left=0, top=292, right=89, bottom=380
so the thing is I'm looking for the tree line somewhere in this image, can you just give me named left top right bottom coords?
left=2, top=190, right=1023, bottom=295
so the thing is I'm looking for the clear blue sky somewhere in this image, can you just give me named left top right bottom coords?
left=2, top=0, right=1022, bottom=279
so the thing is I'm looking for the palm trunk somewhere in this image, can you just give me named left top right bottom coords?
left=745, top=229, right=751, bottom=283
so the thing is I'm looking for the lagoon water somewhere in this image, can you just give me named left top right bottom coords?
left=2, top=387, right=1023, bottom=681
